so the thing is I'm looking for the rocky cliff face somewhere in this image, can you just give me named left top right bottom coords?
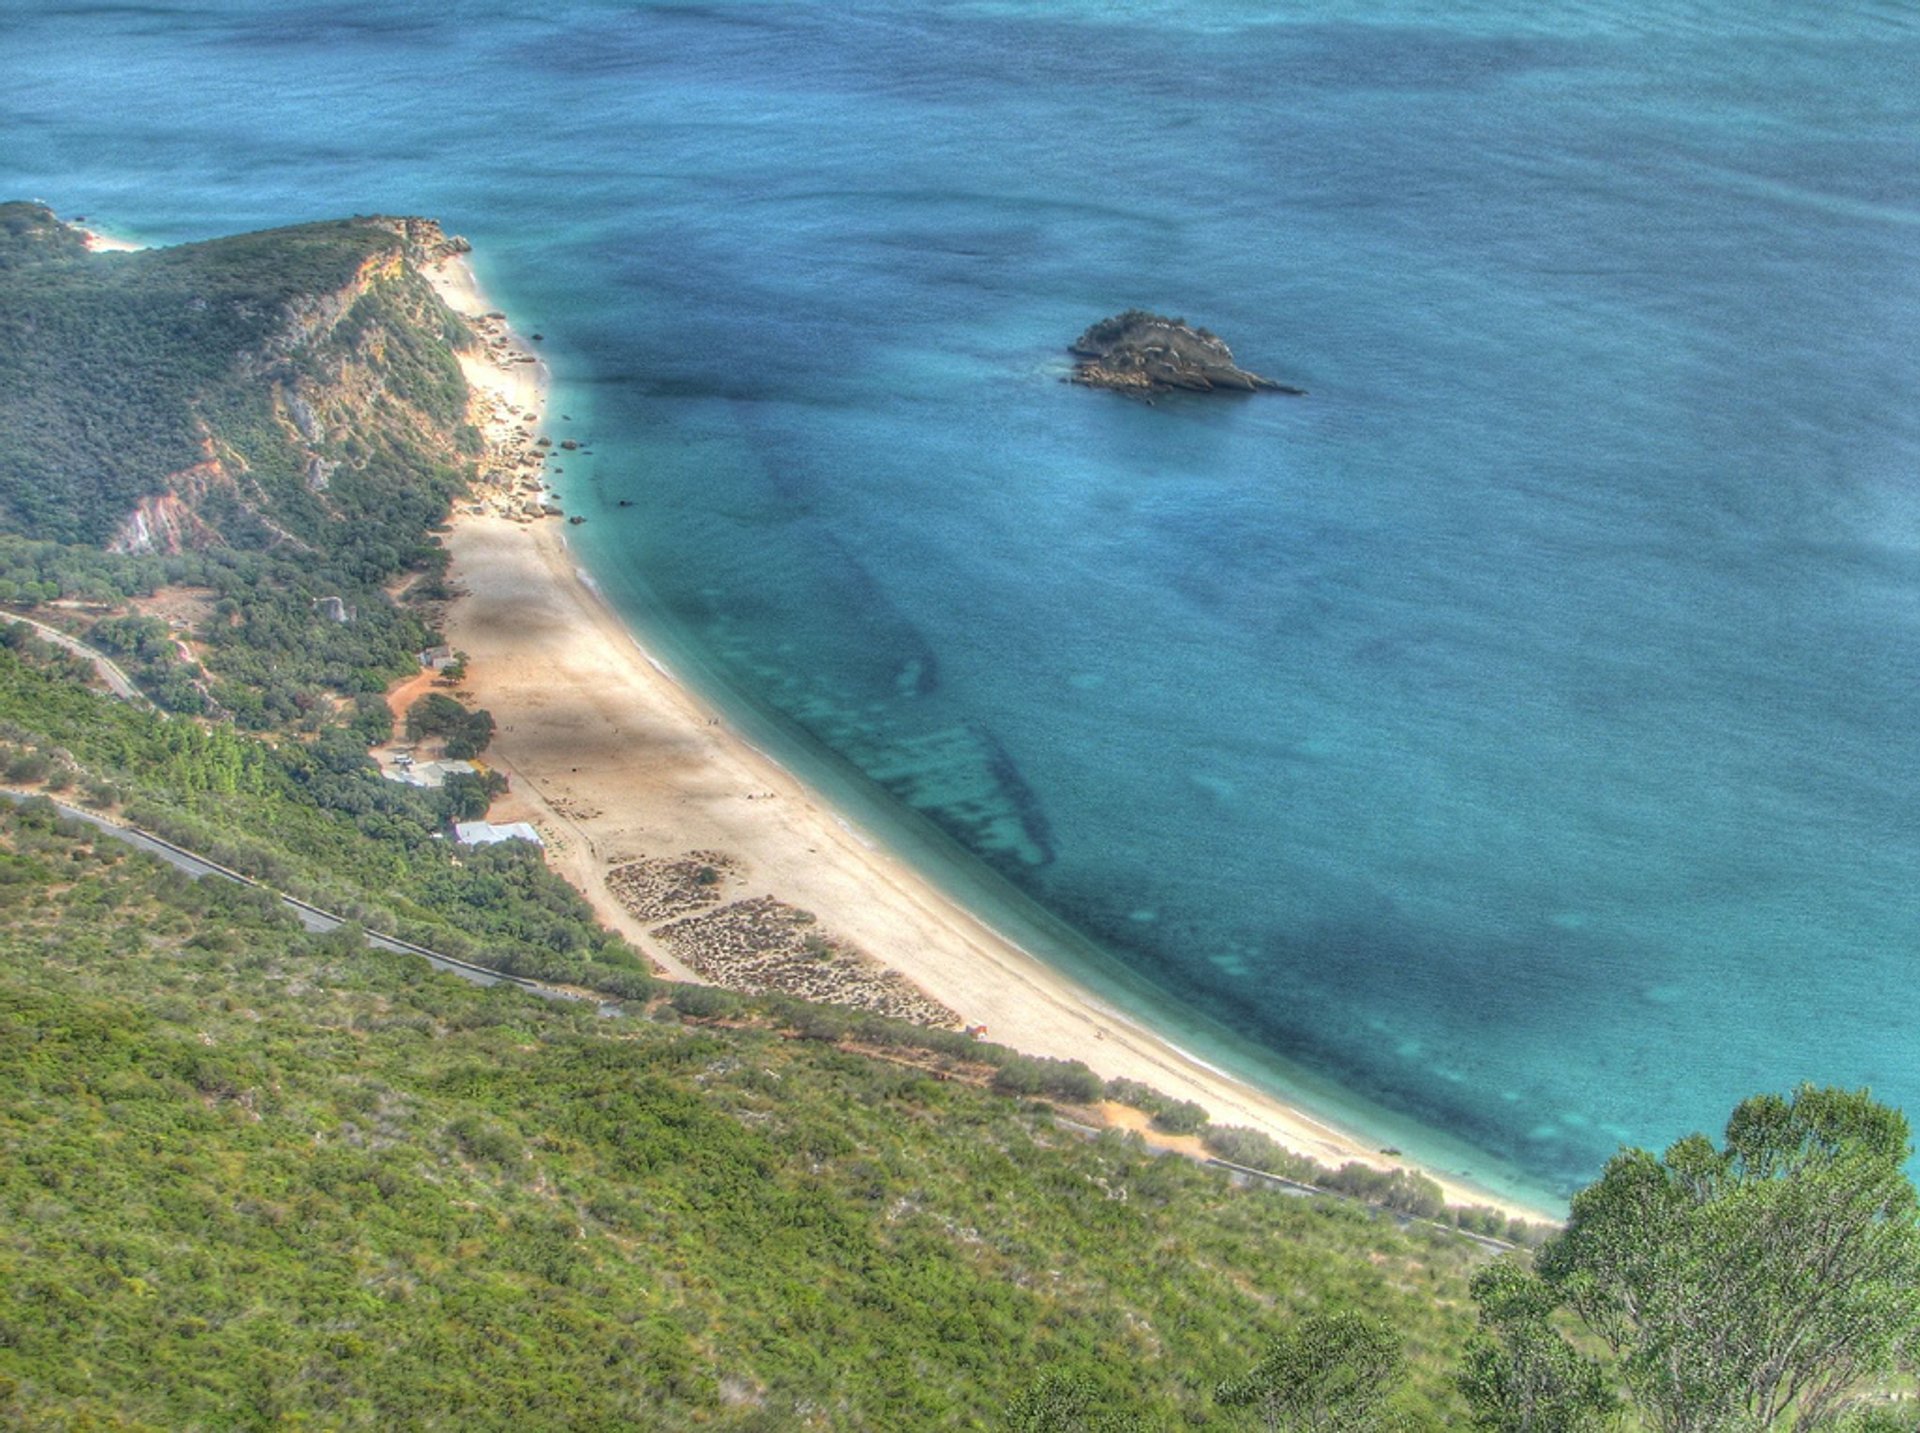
left=118, top=221, right=477, bottom=556
left=110, top=464, right=230, bottom=555
left=1068, top=310, right=1303, bottom=396
left=0, top=206, right=479, bottom=553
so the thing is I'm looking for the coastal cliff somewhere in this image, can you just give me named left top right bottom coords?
left=1069, top=309, right=1304, bottom=396
left=0, top=203, right=478, bottom=554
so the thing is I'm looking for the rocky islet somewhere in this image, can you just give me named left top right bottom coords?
left=1068, top=309, right=1304, bottom=396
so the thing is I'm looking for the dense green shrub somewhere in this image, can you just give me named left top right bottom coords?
left=671, top=984, right=743, bottom=1019
left=1151, top=1098, right=1210, bottom=1136
left=1324, top=1163, right=1449, bottom=1220
left=993, top=1055, right=1104, bottom=1104
left=406, top=692, right=496, bottom=757
left=3, top=750, right=50, bottom=783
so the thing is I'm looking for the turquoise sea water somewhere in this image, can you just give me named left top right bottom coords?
left=9, top=1, right=1920, bottom=1206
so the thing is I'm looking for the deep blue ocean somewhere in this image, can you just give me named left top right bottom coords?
left=9, top=0, right=1919, bottom=1207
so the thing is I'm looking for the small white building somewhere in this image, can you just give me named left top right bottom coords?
left=453, top=820, right=543, bottom=848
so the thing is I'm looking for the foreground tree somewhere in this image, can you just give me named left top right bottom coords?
left=1457, top=1262, right=1618, bottom=1431
left=1537, top=1084, right=1920, bottom=1431
left=1216, top=1310, right=1403, bottom=1431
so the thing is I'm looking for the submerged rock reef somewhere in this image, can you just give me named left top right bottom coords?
left=1069, top=310, right=1304, bottom=396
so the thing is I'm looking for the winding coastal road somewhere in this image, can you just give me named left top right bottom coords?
left=0, top=788, right=612, bottom=1010
left=3, top=611, right=150, bottom=706
left=0, top=786, right=1524, bottom=1245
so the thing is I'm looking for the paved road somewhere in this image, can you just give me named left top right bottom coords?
left=2, top=789, right=611, bottom=1009
left=3, top=611, right=150, bottom=706
left=3, top=792, right=1527, bottom=1242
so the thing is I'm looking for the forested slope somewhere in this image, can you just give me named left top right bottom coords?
left=0, top=202, right=471, bottom=550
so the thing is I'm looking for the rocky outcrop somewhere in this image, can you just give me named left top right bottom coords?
left=361, top=215, right=471, bottom=267
left=108, top=483, right=225, bottom=555
left=1069, top=310, right=1303, bottom=396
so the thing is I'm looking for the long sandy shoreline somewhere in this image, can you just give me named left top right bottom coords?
left=422, top=252, right=1561, bottom=1226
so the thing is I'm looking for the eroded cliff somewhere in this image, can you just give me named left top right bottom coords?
left=0, top=204, right=479, bottom=554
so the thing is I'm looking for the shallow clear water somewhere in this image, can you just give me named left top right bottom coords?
left=9, top=0, right=1920, bottom=1204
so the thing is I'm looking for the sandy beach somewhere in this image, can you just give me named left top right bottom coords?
left=422, top=253, right=1559, bottom=1226
left=77, top=222, right=142, bottom=253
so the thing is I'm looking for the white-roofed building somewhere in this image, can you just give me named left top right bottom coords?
left=453, top=820, right=543, bottom=848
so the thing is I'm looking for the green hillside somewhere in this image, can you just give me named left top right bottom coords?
left=0, top=797, right=1491, bottom=1429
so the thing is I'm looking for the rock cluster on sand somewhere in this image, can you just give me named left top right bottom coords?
left=450, top=304, right=558, bottom=523
left=1068, top=310, right=1303, bottom=395
left=608, top=853, right=962, bottom=1028
left=607, top=851, right=741, bottom=924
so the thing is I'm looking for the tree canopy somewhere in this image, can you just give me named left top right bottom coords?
left=1536, top=1084, right=1920, bottom=1431
left=1216, top=1310, right=1405, bottom=1432
left=1457, top=1261, right=1619, bottom=1431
